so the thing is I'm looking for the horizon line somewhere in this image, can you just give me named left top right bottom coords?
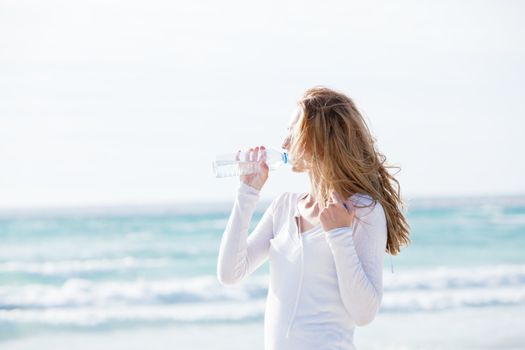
left=1, top=192, right=524, bottom=218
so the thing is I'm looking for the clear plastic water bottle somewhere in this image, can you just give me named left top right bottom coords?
left=212, top=148, right=289, bottom=178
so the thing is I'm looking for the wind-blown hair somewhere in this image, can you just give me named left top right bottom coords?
left=288, top=86, right=410, bottom=255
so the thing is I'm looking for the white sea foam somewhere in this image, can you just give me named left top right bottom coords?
left=0, top=257, right=171, bottom=276
left=383, top=264, right=525, bottom=290
left=0, top=301, right=267, bottom=326
left=1, top=265, right=525, bottom=315
left=0, top=275, right=269, bottom=309
left=0, top=287, right=524, bottom=327
left=381, top=286, right=525, bottom=312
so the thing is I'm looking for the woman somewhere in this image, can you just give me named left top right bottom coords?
left=217, top=86, right=410, bottom=350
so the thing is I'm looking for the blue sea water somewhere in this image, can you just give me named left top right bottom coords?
left=0, top=195, right=524, bottom=349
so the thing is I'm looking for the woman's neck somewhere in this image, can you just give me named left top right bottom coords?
left=306, top=172, right=319, bottom=202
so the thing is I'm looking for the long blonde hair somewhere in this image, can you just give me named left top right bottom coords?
left=288, top=86, right=410, bottom=255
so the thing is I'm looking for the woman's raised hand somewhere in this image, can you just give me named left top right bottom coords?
left=320, top=191, right=355, bottom=232
left=236, top=145, right=269, bottom=191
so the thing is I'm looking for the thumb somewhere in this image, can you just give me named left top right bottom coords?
left=259, top=158, right=269, bottom=172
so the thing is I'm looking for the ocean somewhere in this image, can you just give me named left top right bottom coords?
left=0, top=195, right=524, bottom=350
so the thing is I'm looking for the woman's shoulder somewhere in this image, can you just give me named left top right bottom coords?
left=349, top=192, right=375, bottom=207
left=268, top=191, right=307, bottom=217
left=348, top=193, right=386, bottom=223
left=270, top=191, right=295, bottom=210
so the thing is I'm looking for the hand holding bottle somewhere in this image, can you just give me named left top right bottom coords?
left=212, top=146, right=288, bottom=179
left=236, top=146, right=269, bottom=191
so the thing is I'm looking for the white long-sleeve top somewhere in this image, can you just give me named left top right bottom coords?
left=217, top=182, right=388, bottom=350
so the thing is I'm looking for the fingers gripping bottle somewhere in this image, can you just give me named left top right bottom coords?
left=212, top=148, right=289, bottom=178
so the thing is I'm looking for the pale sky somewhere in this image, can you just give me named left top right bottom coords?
left=0, top=0, right=524, bottom=209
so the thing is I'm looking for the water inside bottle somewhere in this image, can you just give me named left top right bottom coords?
left=213, top=160, right=260, bottom=178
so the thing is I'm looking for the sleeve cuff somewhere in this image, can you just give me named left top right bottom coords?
left=325, top=226, right=355, bottom=253
left=237, top=182, right=261, bottom=196
left=325, top=226, right=354, bottom=239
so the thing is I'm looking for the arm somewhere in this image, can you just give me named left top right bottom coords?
left=325, top=202, right=388, bottom=326
left=216, top=182, right=277, bottom=285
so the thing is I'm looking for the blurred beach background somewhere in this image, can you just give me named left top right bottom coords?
left=1, top=0, right=524, bottom=349
left=0, top=197, right=525, bottom=350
